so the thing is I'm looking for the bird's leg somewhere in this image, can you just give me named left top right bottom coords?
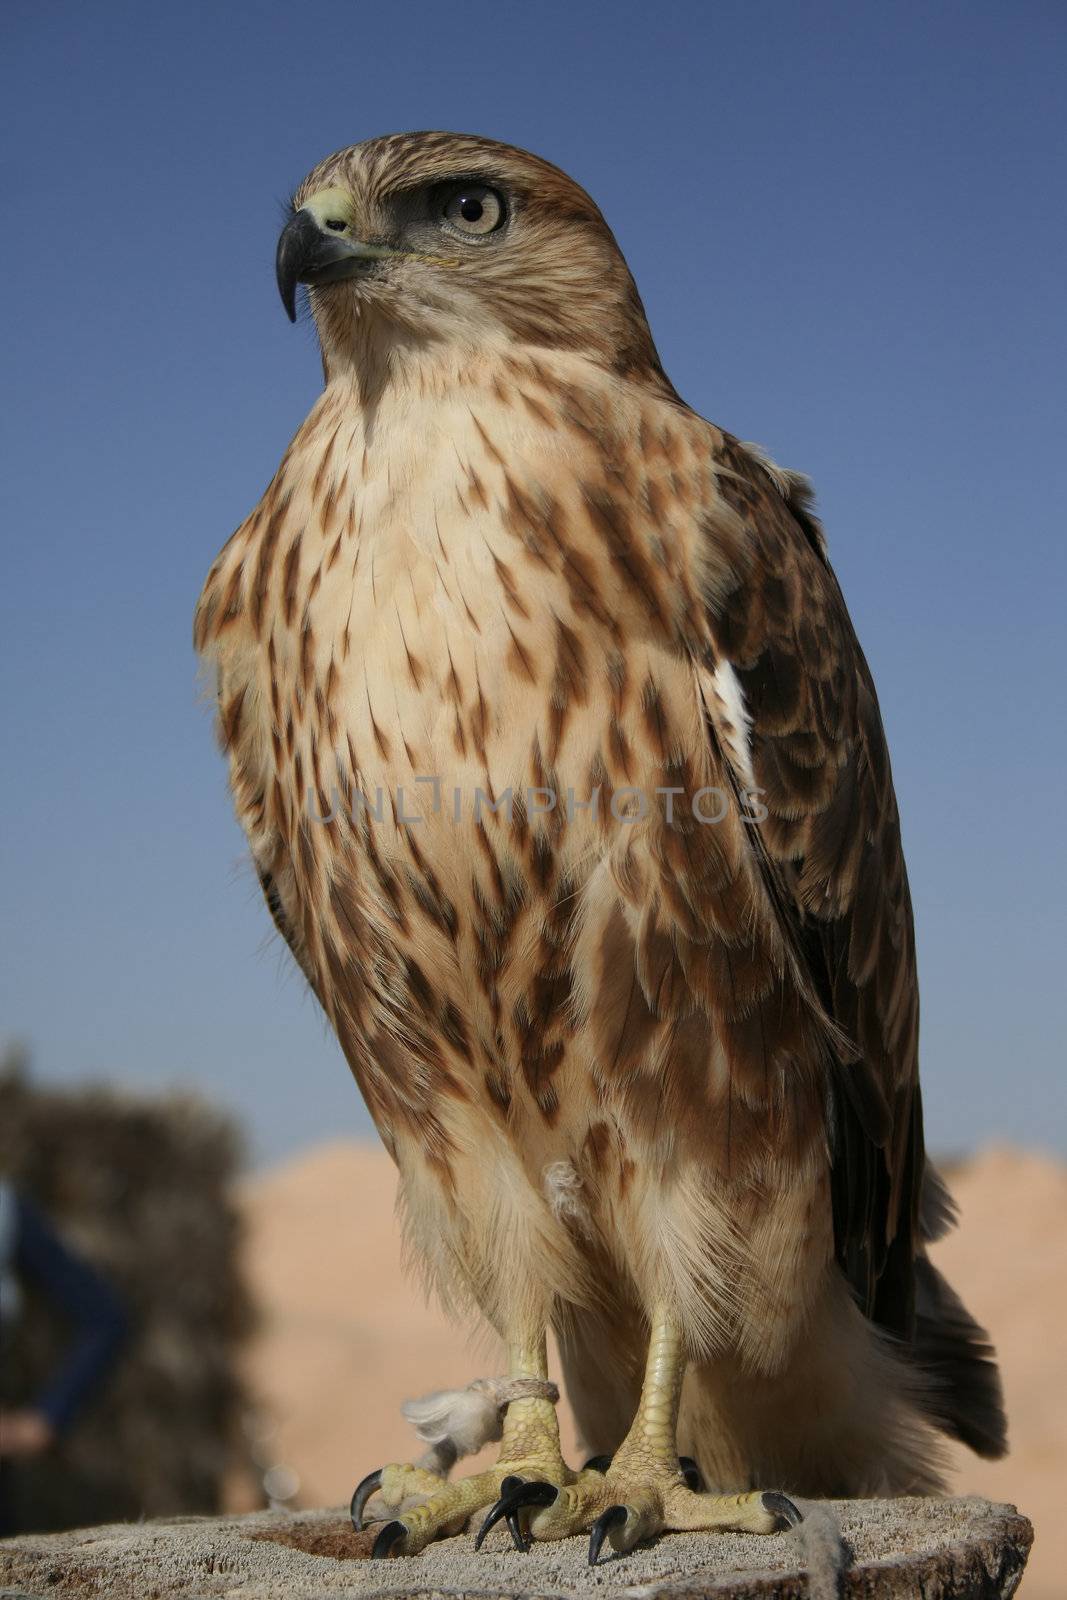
left=356, top=1333, right=602, bottom=1557
left=523, top=1303, right=801, bottom=1562
left=494, top=1336, right=567, bottom=1476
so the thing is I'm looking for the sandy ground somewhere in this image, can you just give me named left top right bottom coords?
left=230, top=1142, right=1064, bottom=1597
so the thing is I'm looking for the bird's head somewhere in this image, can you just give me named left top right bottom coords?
left=276, top=131, right=665, bottom=385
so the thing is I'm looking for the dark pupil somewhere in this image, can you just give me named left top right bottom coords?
left=459, top=196, right=484, bottom=223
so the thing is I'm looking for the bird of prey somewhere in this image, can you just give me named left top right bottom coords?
left=196, top=132, right=1005, bottom=1562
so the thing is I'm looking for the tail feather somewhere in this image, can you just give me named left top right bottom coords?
left=918, top=1160, right=959, bottom=1243
left=913, top=1256, right=1007, bottom=1460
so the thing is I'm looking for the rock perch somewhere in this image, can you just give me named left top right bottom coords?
left=0, top=1495, right=1031, bottom=1598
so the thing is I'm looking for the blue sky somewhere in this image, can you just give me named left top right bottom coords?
left=2, top=0, right=1064, bottom=1164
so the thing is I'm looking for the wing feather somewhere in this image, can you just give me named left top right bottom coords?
left=703, top=434, right=922, bottom=1339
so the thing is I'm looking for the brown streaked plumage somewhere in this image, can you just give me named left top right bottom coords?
left=196, top=132, right=1005, bottom=1558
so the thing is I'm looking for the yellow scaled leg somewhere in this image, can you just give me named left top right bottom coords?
left=520, top=1306, right=801, bottom=1564
left=353, top=1337, right=605, bottom=1557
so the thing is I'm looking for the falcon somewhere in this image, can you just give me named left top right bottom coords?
left=196, top=132, right=1005, bottom=1561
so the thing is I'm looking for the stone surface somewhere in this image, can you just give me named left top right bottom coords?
left=0, top=1496, right=1032, bottom=1598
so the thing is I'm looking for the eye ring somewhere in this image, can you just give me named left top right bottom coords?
left=441, top=184, right=506, bottom=239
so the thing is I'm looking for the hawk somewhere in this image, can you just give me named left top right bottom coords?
left=196, top=132, right=1005, bottom=1561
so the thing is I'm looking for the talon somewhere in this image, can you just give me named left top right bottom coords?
left=498, top=1475, right=528, bottom=1552
left=588, top=1503, right=628, bottom=1566
left=582, top=1453, right=613, bottom=1473
left=679, top=1455, right=703, bottom=1492
left=350, top=1468, right=383, bottom=1532
left=371, top=1519, right=406, bottom=1558
left=474, top=1478, right=559, bottom=1552
left=762, top=1490, right=803, bottom=1530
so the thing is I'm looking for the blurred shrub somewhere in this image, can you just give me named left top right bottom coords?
left=0, top=1060, right=254, bottom=1531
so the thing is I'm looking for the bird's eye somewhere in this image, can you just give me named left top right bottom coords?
left=442, top=185, right=505, bottom=237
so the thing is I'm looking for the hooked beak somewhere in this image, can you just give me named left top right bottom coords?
left=275, top=190, right=399, bottom=322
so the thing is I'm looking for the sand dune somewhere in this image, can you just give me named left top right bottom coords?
left=929, top=1147, right=1066, bottom=1598
left=231, top=1141, right=1064, bottom=1596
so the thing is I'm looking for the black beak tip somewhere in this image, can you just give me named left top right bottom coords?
left=276, top=210, right=311, bottom=323
left=276, top=251, right=299, bottom=323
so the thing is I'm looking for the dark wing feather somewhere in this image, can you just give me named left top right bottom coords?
left=705, top=434, right=922, bottom=1340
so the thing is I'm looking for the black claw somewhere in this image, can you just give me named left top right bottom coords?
left=582, top=1453, right=613, bottom=1474
left=498, top=1475, right=528, bottom=1552
left=350, top=1468, right=383, bottom=1532
left=371, top=1519, right=406, bottom=1558
left=762, top=1490, right=803, bottom=1530
left=679, top=1455, right=704, bottom=1492
left=588, top=1503, right=628, bottom=1566
left=474, top=1478, right=559, bottom=1552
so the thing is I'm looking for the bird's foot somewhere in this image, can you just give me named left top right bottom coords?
left=354, top=1453, right=603, bottom=1557
left=353, top=1367, right=578, bottom=1557
left=516, top=1452, right=802, bottom=1564
left=351, top=1464, right=449, bottom=1536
